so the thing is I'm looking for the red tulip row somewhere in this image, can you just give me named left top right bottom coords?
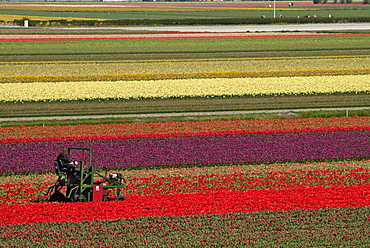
left=0, top=185, right=369, bottom=226
left=126, top=167, right=370, bottom=195
left=1, top=166, right=369, bottom=204
left=1, top=116, right=370, bottom=143
left=2, top=126, right=369, bottom=144
left=3, top=116, right=369, bottom=139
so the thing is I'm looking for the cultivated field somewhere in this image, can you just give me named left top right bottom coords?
left=1, top=32, right=369, bottom=121
left=0, top=2, right=370, bottom=246
left=1, top=1, right=370, bottom=23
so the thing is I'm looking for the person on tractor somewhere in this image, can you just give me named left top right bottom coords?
left=57, top=148, right=78, bottom=178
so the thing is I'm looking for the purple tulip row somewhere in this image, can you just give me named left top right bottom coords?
left=1, top=130, right=369, bottom=175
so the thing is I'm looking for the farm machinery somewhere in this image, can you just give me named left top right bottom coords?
left=45, top=147, right=126, bottom=202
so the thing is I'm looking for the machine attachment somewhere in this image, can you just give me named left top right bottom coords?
left=109, top=173, right=126, bottom=185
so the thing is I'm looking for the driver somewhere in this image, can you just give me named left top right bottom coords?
left=57, top=148, right=78, bottom=177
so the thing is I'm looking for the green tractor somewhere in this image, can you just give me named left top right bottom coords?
left=45, top=147, right=126, bottom=202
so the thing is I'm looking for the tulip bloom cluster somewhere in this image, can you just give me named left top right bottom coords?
left=1, top=75, right=369, bottom=102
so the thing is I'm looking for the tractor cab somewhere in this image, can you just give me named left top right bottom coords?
left=46, top=147, right=126, bottom=202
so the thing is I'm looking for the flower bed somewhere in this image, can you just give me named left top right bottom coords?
left=1, top=130, right=369, bottom=174
left=2, top=56, right=368, bottom=80
left=2, top=116, right=369, bottom=142
left=2, top=161, right=369, bottom=204
left=2, top=68, right=370, bottom=83
left=1, top=75, right=369, bottom=102
left=0, top=186, right=369, bottom=226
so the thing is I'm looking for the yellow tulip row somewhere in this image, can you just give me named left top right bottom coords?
left=1, top=75, right=369, bottom=102
left=1, top=68, right=369, bottom=84
left=2, top=56, right=368, bottom=78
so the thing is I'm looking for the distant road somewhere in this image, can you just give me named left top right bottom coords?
left=121, top=23, right=370, bottom=33
left=2, top=23, right=370, bottom=32
left=1, top=107, right=369, bottom=122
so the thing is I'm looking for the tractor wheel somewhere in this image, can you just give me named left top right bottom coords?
left=49, top=192, right=66, bottom=202
left=71, top=194, right=87, bottom=202
left=114, top=195, right=126, bottom=201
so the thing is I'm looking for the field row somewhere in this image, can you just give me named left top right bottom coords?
left=2, top=69, right=370, bottom=83
left=1, top=186, right=369, bottom=225
left=1, top=129, right=369, bottom=174
left=2, top=56, right=369, bottom=78
left=1, top=159, right=368, bottom=185
left=2, top=125, right=369, bottom=144
left=3, top=68, right=370, bottom=84
left=1, top=75, right=369, bottom=102
left=1, top=160, right=369, bottom=204
left=1, top=206, right=368, bottom=247
left=2, top=116, right=369, bottom=141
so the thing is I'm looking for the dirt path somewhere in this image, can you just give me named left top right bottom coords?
left=1, top=107, right=369, bottom=122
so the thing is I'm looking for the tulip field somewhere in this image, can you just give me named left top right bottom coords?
left=1, top=20, right=370, bottom=246
left=1, top=116, right=370, bottom=246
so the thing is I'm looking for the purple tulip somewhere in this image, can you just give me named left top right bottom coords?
left=0, top=131, right=369, bottom=175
